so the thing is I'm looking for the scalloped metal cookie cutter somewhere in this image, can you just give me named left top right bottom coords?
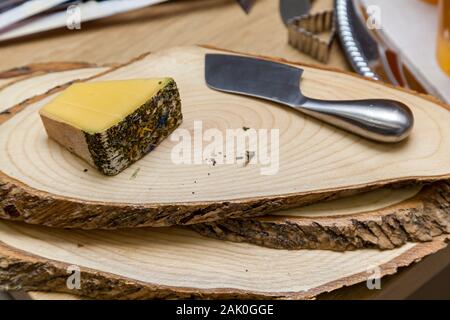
left=288, top=10, right=336, bottom=63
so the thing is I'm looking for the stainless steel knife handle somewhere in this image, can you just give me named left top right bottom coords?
left=296, top=98, right=414, bottom=143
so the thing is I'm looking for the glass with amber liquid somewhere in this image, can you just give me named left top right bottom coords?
left=437, top=0, right=450, bottom=76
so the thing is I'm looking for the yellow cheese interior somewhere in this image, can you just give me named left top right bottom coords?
left=40, top=78, right=171, bottom=134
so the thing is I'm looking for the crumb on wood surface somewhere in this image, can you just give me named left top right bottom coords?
left=130, top=167, right=141, bottom=180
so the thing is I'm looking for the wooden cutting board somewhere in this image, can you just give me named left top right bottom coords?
left=1, top=46, right=450, bottom=230
left=0, top=61, right=448, bottom=253
left=193, top=181, right=450, bottom=251
left=0, top=64, right=448, bottom=254
left=0, top=220, right=448, bottom=299
left=0, top=62, right=449, bottom=300
left=0, top=62, right=448, bottom=255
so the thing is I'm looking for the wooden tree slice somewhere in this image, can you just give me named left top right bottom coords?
left=0, top=62, right=97, bottom=79
left=0, top=76, right=28, bottom=91
left=0, top=219, right=448, bottom=299
left=0, top=62, right=101, bottom=91
left=193, top=181, right=450, bottom=251
left=3, top=64, right=448, bottom=253
left=25, top=292, right=82, bottom=300
left=1, top=46, right=450, bottom=229
left=0, top=63, right=448, bottom=299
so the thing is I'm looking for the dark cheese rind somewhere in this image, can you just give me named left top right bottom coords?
left=84, top=79, right=182, bottom=175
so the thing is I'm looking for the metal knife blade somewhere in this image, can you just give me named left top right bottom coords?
left=236, top=0, right=256, bottom=14
left=205, top=54, right=414, bottom=143
left=205, top=54, right=305, bottom=107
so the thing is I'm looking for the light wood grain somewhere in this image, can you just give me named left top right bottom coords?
left=20, top=292, right=82, bottom=300
left=1, top=46, right=450, bottom=229
left=0, top=62, right=99, bottom=90
left=21, top=243, right=450, bottom=300
left=0, top=62, right=98, bottom=79
left=271, top=186, right=422, bottom=218
left=0, top=0, right=348, bottom=73
left=0, top=219, right=448, bottom=299
left=0, top=0, right=446, bottom=302
left=0, top=77, right=27, bottom=90
left=0, top=65, right=448, bottom=300
left=0, top=67, right=108, bottom=113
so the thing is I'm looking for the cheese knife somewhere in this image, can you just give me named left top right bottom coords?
left=205, top=54, right=414, bottom=143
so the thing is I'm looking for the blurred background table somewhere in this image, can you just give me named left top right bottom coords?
left=0, top=0, right=348, bottom=72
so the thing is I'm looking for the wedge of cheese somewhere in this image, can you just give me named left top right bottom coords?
left=39, top=78, right=182, bottom=176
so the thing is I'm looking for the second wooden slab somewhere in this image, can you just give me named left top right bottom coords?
left=0, top=220, right=448, bottom=299
left=1, top=46, right=450, bottom=229
left=193, top=182, right=450, bottom=251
